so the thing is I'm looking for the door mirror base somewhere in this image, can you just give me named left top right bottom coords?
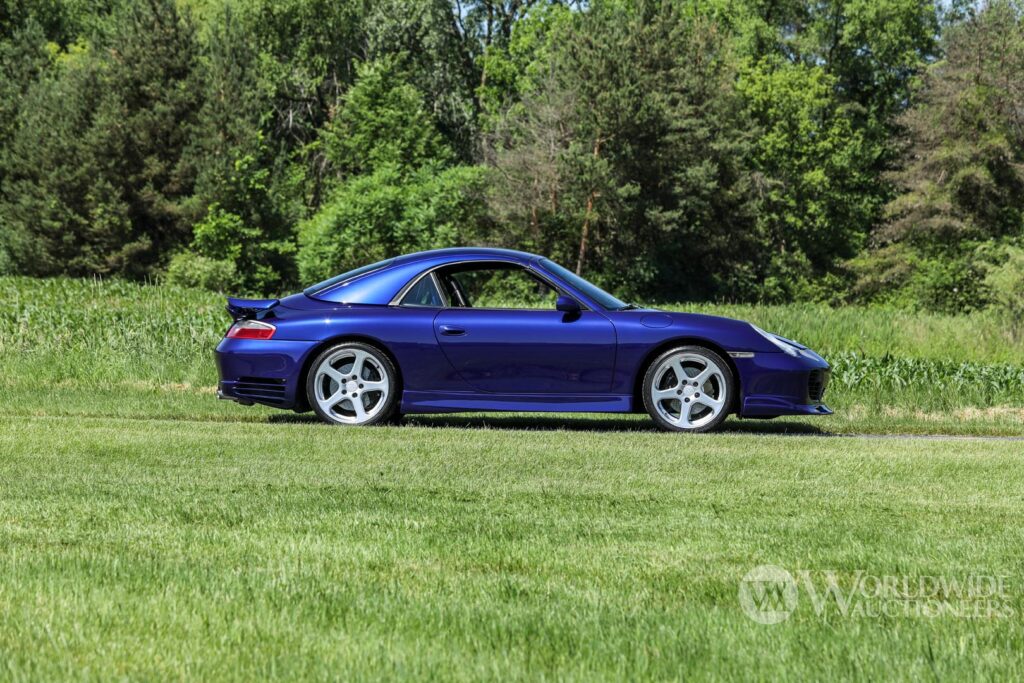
left=556, top=295, right=580, bottom=314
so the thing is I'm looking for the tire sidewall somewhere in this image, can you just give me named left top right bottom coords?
left=306, top=342, right=399, bottom=426
left=642, top=345, right=734, bottom=433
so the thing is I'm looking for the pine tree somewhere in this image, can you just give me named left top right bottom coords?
left=0, top=0, right=201, bottom=277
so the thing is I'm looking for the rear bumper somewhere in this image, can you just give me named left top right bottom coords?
left=215, top=338, right=319, bottom=409
left=733, top=349, right=833, bottom=418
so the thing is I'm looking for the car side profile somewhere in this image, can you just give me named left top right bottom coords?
left=215, top=247, right=831, bottom=432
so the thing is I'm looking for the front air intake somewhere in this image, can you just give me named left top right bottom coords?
left=807, top=369, right=829, bottom=403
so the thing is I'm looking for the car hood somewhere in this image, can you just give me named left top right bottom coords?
left=611, top=309, right=784, bottom=353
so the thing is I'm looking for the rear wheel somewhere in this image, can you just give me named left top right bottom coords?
left=642, top=346, right=733, bottom=433
left=306, top=342, right=399, bottom=426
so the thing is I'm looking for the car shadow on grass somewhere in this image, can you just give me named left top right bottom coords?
left=405, top=415, right=827, bottom=435
left=267, top=412, right=827, bottom=435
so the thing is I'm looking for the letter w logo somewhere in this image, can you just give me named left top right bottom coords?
left=749, top=580, right=790, bottom=612
left=739, top=565, right=797, bottom=624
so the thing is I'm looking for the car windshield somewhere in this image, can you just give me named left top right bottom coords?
left=303, top=258, right=396, bottom=296
left=539, top=258, right=626, bottom=311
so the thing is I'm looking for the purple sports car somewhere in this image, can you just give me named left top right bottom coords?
left=215, top=247, right=831, bottom=432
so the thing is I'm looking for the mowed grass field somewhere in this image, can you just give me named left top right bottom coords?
left=1, top=277, right=1023, bottom=680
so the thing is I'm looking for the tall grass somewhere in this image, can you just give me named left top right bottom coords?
left=0, top=277, right=223, bottom=386
left=2, top=277, right=1022, bottom=412
left=676, top=302, right=1024, bottom=365
left=827, top=352, right=1024, bottom=409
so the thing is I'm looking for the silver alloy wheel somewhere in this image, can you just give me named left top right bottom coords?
left=649, top=351, right=728, bottom=430
left=312, top=348, right=390, bottom=424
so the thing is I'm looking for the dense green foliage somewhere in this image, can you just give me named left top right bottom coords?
left=850, top=1, right=1024, bottom=314
left=1, top=0, right=1022, bottom=313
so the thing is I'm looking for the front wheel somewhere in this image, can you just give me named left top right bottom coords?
left=306, top=342, right=399, bottom=426
left=642, top=346, right=733, bottom=432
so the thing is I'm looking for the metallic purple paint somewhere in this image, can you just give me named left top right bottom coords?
left=215, top=247, right=832, bottom=421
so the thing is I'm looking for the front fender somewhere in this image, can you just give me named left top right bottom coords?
left=607, top=311, right=780, bottom=396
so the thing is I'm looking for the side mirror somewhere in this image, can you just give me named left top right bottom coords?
left=556, top=295, right=580, bottom=314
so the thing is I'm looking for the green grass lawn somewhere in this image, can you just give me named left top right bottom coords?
left=1, top=415, right=1022, bottom=681
left=1, top=277, right=1023, bottom=679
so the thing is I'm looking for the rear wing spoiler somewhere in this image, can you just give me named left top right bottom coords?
left=226, top=297, right=280, bottom=321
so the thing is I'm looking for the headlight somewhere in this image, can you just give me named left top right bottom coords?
left=750, top=324, right=799, bottom=356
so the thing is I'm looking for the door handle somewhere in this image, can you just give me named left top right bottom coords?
left=439, top=325, right=466, bottom=336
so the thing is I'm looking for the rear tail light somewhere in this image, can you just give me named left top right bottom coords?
left=226, top=319, right=276, bottom=340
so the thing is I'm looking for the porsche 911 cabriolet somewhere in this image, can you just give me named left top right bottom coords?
left=215, top=247, right=831, bottom=432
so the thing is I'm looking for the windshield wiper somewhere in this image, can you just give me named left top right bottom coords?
left=617, top=303, right=642, bottom=311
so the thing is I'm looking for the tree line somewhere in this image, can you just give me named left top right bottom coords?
left=1, top=0, right=1022, bottom=315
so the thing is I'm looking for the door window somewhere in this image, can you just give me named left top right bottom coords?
left=436, top=263, right=560, bottom=310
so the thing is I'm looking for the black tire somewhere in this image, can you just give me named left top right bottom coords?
left=305, top=342, right=400, bottom=426
left=642, top=345, right=734, bottom=433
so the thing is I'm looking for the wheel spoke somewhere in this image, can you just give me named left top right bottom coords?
left=350, top=350, right=367, bottom=379
left=693, top=366, right=714, bottom=385
left=361, top=380, right=387, bottom=393
left=694, top=394, right=724, bottom=411
left=324, top=389, right=346, bottom=408
left=652, top=387, right=678, bottom=402
left=671, top=359, right=687, bottom=385
left=349, top=397, right=367, bottom=421
left=321, top=365, right=345, bottom=383
left=676, top=400, right=695, bottom=427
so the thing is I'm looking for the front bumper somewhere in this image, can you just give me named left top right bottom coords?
left=732, top=348, right=832, bottom=418
left=215, top=338, right=320, bottom=409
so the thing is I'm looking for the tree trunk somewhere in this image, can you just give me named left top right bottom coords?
left=576, top=137, right=603, bottom=275
left=576, top=193, right=594, bottom=275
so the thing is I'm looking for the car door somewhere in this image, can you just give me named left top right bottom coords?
left=431, top=262, right=616, bottom=394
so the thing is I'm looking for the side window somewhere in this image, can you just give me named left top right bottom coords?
left=400, top=274, right=445, bottom=307
left=439, top=263, right=560, bottom=310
